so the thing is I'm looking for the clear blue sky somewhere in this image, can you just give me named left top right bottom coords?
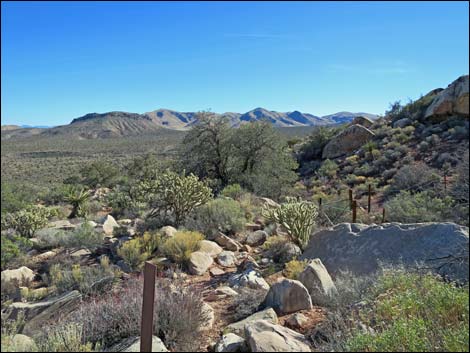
left=2, top=1, right=469, bottom=126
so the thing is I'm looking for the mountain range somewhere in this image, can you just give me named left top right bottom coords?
left=1, top=108, right=378, bottom=139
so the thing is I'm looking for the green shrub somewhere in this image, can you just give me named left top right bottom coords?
left=160, top=231, right=204, bottom=266
left=385, top=190, right=454, bottom=223
left=344, top=271, right=469, bottom=352
left=64, top=186, right=92, bottom=219
left=38, top=323, right=94, bottom=352
left=221, top=184, right=244, bottom=200
left=117, top=232, right=164, bottom=272
left=1, top=234, right=31, bottom=269
left=262, top=197, right=318, bottom=250
left=47, top=256, right=116, bottom=296
left=1, top=205, right=57, bottom=237
left=78, top=161, right=121, bottom=188
left=136, top=170, right=212, bottom=226
left=283, top=259, right=308, bottom=280
left=317, top=159, right=339, bottom=179
left=387, top=162, right=440, bottom=196
left=185, top=198, right=246, bottom=238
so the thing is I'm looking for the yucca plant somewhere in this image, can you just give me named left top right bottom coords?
left=64, top=186, right=92, bottom=219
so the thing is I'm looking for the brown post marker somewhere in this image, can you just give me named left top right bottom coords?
left=382, top=208, right=386, bottom=223
left=444, top=175, right=447, bottom=192
left=349, top=189, right=353, bottom=209
left=367, top=184, right=372, bottom=214
left=318, top=198, right=322, bottom=212
left=352, top=200, right=357, bottom=223
left=141, top=262, right=157, bottom=352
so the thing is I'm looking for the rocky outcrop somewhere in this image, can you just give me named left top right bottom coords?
left=214, top=333, right=247, bottom=352
left=246, top=231, right=268, bottom=246
left=199, top=240, right=224, bottom=257
left=214, top=232, right=242, bottom=252
left=298, top=259, right=337, bottom=300
left=228, top=269, right=270, bottom=291
left=1, top=266, right=35, bottom=286
left=6, top=290, right=82, bottom=336
left=107, top=336, right=168, bottom=352
left=300, top=223, right=469, bottom=282
left=188, top=251, right=213, bottom=275
left=263, top=279, right=313, bottom=315
left=425, top=75, right=469, bottom=120
left=102, top=215, right=120, bottom=235
left=322, top=124, right=375, bottom=159
left=245, top=320, right=311, bottom=352
left=351, top=116, right=373, bottom=127
left=225, top=308, right=278, bottom=338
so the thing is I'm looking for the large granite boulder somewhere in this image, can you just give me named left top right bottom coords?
left=300, top=223, right=469, bottom=282
left=425, top=75, right=469, bottom=120
left=246, top=230, right=268, bottom=246
left=263, top=279, right=313, bottom=315
left=199, top=240, right=224, bottom=257
left=245, top=320, right=311, bottom=352
left=322, top=124, right=375, bottom=159
left=188, top=251, right=213, bottom=275
left=102, top=215, right=120, bottom=236
left=5, top=290, right=82, bottom=336
left=298, top=259, right=337, bottom=300
left=214, top=333, right=247, bottom=352
left=214, top=232, right=242, bottom=252
left=225, top=308, right=278, bottom=338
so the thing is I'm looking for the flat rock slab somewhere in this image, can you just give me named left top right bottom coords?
left=225, top=308, right=278, bottom=338
left=300, top=222, right=469, bottom=282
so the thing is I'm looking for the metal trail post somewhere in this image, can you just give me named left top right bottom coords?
left=141, top=262, right=157, bottom=352
left=367, top=184, right=372, bottom=214
left=349, top=189, right=353, bottom=209
left=382, top=208, right=386, bottom=223
left=352, top=200, right=357, bottom=223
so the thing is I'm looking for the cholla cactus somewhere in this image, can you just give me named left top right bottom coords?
left=137, top=170, right=212, bottom=226
left=262, top=197, right=318, bottom=250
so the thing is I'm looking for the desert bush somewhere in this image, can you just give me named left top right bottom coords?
left=47, top=256, right=116, bottom=296
left=387, top=162, right=440, bottom=196
left=185, top=198, right=246, bottom=238
left=263, top=236, right=300, bottom=263
left=117, top=239, right=149, bottom=272
left=221, top=183, right=244, bottom=200
left=78, top=161, right=121, bottom=188
left=344, top=271, right=469, bottom=352
left=452, top=151, right=469, bottom=205
left=1, top=234, right=31, bottom=270
left=136, top=170, right=212, bottom=226
left=69, top=277, right=207, bottom=351
left=385, top=190, right=454, bottom=223
left=283, top=259, right=308, bottom=280
left=299, top=126, right=341, bottom=161
left=39, top=223, right=103, bottom=250
left=317, top=159, right=339, bottom=179
left=37, top=323, right=94, bottom=352
left=160, top=231, right=204, bottom=266
left=1, top=205, right=57, bottom=237
left=262, top=197, right=318, bottom=250
left=1, top=182, right=40, bottom=215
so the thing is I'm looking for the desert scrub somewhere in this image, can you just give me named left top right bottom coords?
left=262, top=197, right=318, bottom=250
left=160, top=231, right=204, bottom=266
left=262, top=236, right=300, bottom=263
left=116, top=231, right=164, bottom=271
left=221, top=183, right=244, bottom=200
left=344, top=271, right=469, bottom=352
left=1, top=234, right=32, bottom=270
left=47, top=256, right=117, bottom=296
left=69, top=277, right=207, bottom=351
left=1, top=205, right=57, bottom=237
left=37, top=323, right=94, bottom=352
left=36, top=223, right=103, bottom=250
left=283, top=259, right=308, bottom=280
left=385, top=190, right=454, bottom=223
left=185, top=197, right=246, bottom=238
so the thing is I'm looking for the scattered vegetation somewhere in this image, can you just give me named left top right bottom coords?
left=160, top=231, right=204, bottom=266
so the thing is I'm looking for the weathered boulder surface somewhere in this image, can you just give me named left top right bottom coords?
left=351, top=116, right=373, bottom=127
left=246, top=230, right=268, bottom=246
left=217, top=251, right=237, bottom=267
left=425, top=75, right=469, bottom=120
left=300, top=223, right=469, bottom=282
left=225, top=308, right=278, bottom=338
left=298, top=259, right=337, bottom=300
left=214, top=232, right=242, bottom=252
left=322, top=124, right=375, bottom=159
left=188, top=251, right=213, bottom=275
left=245, top=320, right=311, bottom=352
left=107, top=336, right=168, bottom=352
left=199, top=240, right=224, bottom=257
left=214, top=333, right=247, bottom=352
left=2, top=266, right=35, bottom=286
left=6, top=290, right=82, bottom=336
left=160, top=225, right=177, bottom=238
left=263, top=279, right=313, bottom=315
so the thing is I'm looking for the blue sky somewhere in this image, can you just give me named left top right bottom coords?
left=2, top=1, right=469, bottom=126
